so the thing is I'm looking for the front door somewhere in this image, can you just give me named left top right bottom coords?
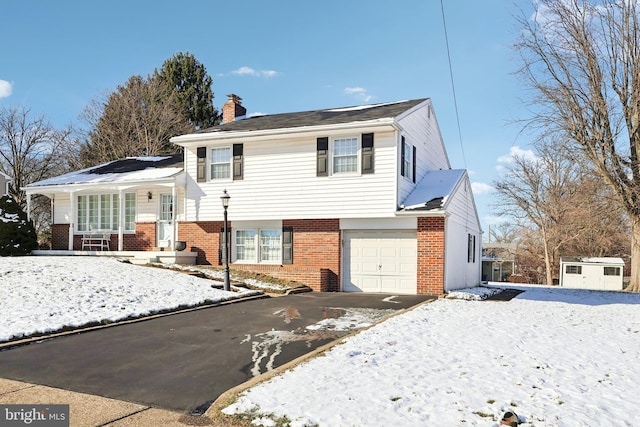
left=157, top=193, right=173, bottom=248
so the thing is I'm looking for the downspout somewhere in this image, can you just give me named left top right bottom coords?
left=172, top=181, right=177, bottom=250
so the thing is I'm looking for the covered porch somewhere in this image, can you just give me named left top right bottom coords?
left=24, top=154, right=190, bottom=257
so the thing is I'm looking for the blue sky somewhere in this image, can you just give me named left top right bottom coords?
left=0, top=0, right=533, bottom=237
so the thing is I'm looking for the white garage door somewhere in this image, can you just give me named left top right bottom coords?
left=343, top=230, right=417, bottom=294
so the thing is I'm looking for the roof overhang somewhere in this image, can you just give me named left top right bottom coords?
left=171, top=119, right=400, bottom=146
left=24, top=172, right=185, bottom=196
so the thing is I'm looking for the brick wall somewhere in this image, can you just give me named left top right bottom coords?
left=178, top=221, right=223, bottom=265
left=51, top=223, right=155, bottom=251
left=417, top=216, right=446, bottom=295
left=122, top=222, right=155, bottom=251
left=51, top=224, right=69, bottom=250
left=179, top=218, right=341, bottom=291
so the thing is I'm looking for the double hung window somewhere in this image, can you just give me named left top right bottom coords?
left=210, top=147, right=231, bottom=179
left=332, top=137, right=359, bottom=174
left=234, top=229, right=282, bottom=263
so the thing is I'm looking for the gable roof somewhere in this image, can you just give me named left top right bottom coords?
left=400, top=169, right=466, bottom=211
left=26, top=154, right=183, bottom=189
left=200, top=99, right=428, bottom=134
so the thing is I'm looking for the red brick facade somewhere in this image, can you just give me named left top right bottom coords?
left=178, top=218, right=341, bottom=291
left=51, top=222, right=156, bottom=251
left=417, top=216, right=446, bottom=295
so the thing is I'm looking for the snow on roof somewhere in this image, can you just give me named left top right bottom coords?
left=27, top=154, right=183, bottom=188
left=401, top=169, right=465, bottom=211
left=325, top=101, right=408, bottom=113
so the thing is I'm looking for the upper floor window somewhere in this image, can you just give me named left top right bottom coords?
left=333, top=137, right=358, bottom=173
left=211, top=147, right=231, bottom=179
left=401, top=136, right=416, bottom=183
left=317, top=134, right=374, bottom=177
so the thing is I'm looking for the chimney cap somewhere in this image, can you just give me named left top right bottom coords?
left=226, top=94, right=243, bottom=104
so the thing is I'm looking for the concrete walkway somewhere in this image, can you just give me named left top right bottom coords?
left=0, top=378, right=217, bottom=426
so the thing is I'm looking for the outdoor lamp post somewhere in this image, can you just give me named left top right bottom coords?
left=220, top=189, right=231, bottom=291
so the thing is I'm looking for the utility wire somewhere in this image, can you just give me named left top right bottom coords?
left=440, top=0, right=467, bottom=169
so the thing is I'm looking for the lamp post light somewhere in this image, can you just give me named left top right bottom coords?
left=220, top=189, right=231, bottom=291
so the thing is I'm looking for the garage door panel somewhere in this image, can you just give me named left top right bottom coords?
left=344, top=230, right=417, bottom=294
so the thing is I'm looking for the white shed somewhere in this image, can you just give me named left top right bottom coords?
left=559, top=257, right=625, bottom=291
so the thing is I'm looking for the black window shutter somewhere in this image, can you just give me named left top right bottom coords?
left=233, top=143, right=243, bottom=180
left=317, top=137, right=329, bottom=177
left=282, top=226, right=293, bottom=264
left=412, top=145, right=417, bottom=183
left=361, top=133, right=374, bottom=174
left=473, top=235, right=477, bottom=263
left=219, top=227, right=232, bottom=264
left=400, top=136, right=406, bottom=177
left=197, top=147, right=206, bottom=182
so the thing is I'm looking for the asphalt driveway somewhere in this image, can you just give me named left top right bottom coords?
left=0, top=292, right=434, bottom=414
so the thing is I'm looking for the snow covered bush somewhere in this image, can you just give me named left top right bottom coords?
left=0, top=195, right=38, bottom=256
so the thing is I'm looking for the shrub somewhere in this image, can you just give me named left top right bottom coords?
left=0, top=195, right=38, bottom=256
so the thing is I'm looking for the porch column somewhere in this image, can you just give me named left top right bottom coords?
left=26, top=193, right=31, bottom=222
left=68, top=191, right=74, bottom=250
left=172, top=183, right=177, bottom=250
left=118, top=190, right=124, bottom=251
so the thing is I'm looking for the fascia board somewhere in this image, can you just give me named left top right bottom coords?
left=171, top=119, right=399, bottom=146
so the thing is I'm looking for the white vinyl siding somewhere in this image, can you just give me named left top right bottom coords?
left=397, top=100, right=450, bottom=203
left=183, top=129, right=398, bottom=221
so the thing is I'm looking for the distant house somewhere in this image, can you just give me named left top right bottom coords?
left=482, top=242, right=516, bottom=282
left=25, top=95, right=482, bottom=295
left=0, top=171, right=11, bottom=196
left=559, top=256, right=625, bottom=291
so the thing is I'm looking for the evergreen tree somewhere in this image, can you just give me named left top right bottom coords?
left=154, top=52, right=220, bottom=130
left=0, top=195, right=38, bottom=256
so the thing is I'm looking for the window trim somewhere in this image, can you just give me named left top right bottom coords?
left=232, top=228, right=283, bottom=264
left=331, top=136, right=360, bottom=175
left=76, top=192, right=136, bottom=234
left=604, top=266, right=621, bottom=276
left=209, top=146, right=232, bottom=181
left=565, top=265, right=582, bottom=275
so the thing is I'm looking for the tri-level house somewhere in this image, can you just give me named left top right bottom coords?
left=25, top=95, right=481, bottom=295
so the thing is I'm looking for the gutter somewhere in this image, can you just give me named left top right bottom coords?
left=171, top=119, right=400, bottom=146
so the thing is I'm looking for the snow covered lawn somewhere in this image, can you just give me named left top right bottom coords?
left=222, top=285, right=640, bottom=427
left=0, top=256, right=258, bottom=343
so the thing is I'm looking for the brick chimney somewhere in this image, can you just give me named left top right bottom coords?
left=222, top=94, right=247, bottom=123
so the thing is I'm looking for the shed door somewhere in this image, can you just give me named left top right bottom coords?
left=343, top=231, right=417, bottom=294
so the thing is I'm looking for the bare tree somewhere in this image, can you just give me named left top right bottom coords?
left=494, top=142, right=587, bottom=285
left=0, top=106, right=74, bottom=206
left=81, top=75, right=193, bottom=166
left=515, top=0, right=640, bottom=290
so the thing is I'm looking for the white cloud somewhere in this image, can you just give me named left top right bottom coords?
left=496, top=146, right=537, bottom=168
left=230, top=66, right=280, bottom=78
left=344, top=87, right=372, bottom=103
left=484, top=215, right=510, bottom=226
left=471, top=182, right=493, bottom=195
left=0, top=80, right=12, bottom=98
